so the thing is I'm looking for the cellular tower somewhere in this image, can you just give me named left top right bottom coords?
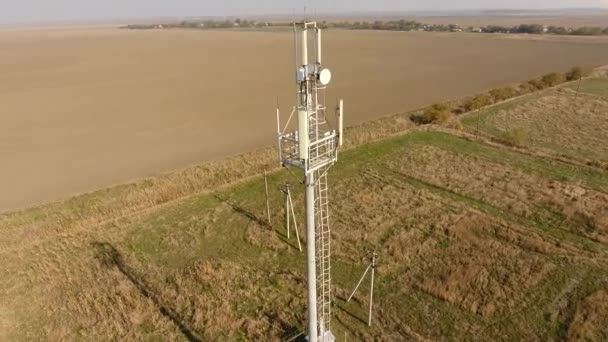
left=276, top=22, right=344, bottom=342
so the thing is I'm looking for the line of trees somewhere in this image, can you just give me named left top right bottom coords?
left=480, top=24, right=608, bottom=35
left=122, top=19, right=271, bottom=30
left=123, top=18, right=608, bottom=37
left=412, top=66, right=590, bottom=125
left=322, top=20, right=461, bottom=32
left=325, top=20, right=608, bottom=36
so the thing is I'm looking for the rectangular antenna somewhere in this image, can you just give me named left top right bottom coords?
left=316, top=28, right=322, bottom=64
left=338, top=99, right=344, bottom=147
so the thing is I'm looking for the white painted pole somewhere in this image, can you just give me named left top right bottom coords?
left=368, top=255, right=376, bottom=327
left=285, top=186, right=290, bottom=239
left=276, top=108, right=281, bottom=134
left=305, top=172, right=318, bottom=342
left=264, top=170, right=271, bottom=224
left=302, top=28, right=308, bottom=66
left=347, top=264, right=372, bottom=302
left=338, top=99, right=344, bottom=147
left=288, top=189, right=302, bottom=252
left=277, top=108, right=282, bottom=167
left=294, top=24, right=299, bottom=106
left=316, top=28, right=322, bottom=64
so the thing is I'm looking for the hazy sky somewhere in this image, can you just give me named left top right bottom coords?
left=1, top=0, right=607, bottom=24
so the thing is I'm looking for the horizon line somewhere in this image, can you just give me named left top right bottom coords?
left=1, top=7, right=607, bottom=28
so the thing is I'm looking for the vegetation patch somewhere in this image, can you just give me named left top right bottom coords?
left=567, top=288, right=608, bottom=341
left=464, top=88, right=608, bottom=163
left=1, top=88, right=607, bottom=339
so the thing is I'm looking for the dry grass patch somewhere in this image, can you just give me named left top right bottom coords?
left=2, top=130, right=608, bottom=340
left=388, top=145, right=608, bottom=244
left=485, top=89, right=608, bottom=162
left=410, top=212, right=556, bottom=317
left=567, top=289, right=608, bottom=341
left=331, top=171, right=444, bottom=262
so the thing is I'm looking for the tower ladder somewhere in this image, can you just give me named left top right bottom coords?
left=315, top=166, right=332, bottom=337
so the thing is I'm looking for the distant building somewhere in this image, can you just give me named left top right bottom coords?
left=472, top=27, right=483, bottom=33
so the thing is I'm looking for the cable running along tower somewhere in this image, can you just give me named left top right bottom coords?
left=276, top=22, right=344, bottom=342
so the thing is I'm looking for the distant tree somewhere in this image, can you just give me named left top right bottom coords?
left=547, top=26, right=568, bottom=35
left=604, top=27, right=608, bottom=35
left=527, top=79, right=547, bottom=90
left=565, top=67, right=584, bottom=81
left=413, top=103, right=452, bottom=124
left=517, top=82, right=535, bottom=94
left=571, top=26, right=603, bottom=36
left=485, top=25, right=510, bottom=33
left=489, top=87, right=518, bottom=102
left=541, top=72, right=565, bottom=87
left=464, top=94, right=492, bottom=112
left=514, top=24, right=544, bottom=34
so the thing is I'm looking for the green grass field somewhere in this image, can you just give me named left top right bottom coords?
left=2, top=121, right=607, bottom=340
left=462, top=77, right=608, bottom=164
left=569, top=77, right=608, bottom=97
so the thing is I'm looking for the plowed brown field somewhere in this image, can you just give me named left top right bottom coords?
left=2, top=28, right=608, bottom=211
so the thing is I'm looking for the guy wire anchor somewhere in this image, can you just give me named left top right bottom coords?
left=281, top=183, right=302, bottom=252
left=347, top=251, right=377, bottom=326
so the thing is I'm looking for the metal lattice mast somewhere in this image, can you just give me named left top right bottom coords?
left=276, top=22, right=344, bottom=342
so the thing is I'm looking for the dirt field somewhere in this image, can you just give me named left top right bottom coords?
left=2, top=28, right=608, bottom=212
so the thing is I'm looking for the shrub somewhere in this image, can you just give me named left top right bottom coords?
left=565, top=67, right=584, bottom=81
left=570, top=26, right=603, bottom=36
left=541, top=72, right=565, bottom=87
left=547, top=26, right=568, bottom=35
left=485, top=25, right=510, bottom=33
left=412, top=103, right=452, bottom=124
left=446, top=118, right=464, bottom=131
left=527, top=79, right=547, bottom=90
left=489, top=87, right=518, bottom=102
left=513, top=24, right=544, bottom=34
left=502, top=127, right=529, bottom=147
left=464, top=94, right=492, bottom=112
left=565, top=66, right=591, bottom=81
left=518, top=82, right=537, bottom=94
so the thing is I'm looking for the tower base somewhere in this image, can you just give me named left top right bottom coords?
left=306, top=331, right=335, bottom=342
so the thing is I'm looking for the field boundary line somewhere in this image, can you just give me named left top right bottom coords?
left=458, top=75, right=601, bottom=121
left=440, top=126, right=608, bottom=174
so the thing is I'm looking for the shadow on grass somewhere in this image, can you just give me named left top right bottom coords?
left=214, top=194, right=271, bottom=229
left=334, top=296, right=368, bottom=326
left=264, top=311, right=306, bottom=341
left=92, top=242, right=203, bottom=342
left=276, top=229, right=304, bottom=252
